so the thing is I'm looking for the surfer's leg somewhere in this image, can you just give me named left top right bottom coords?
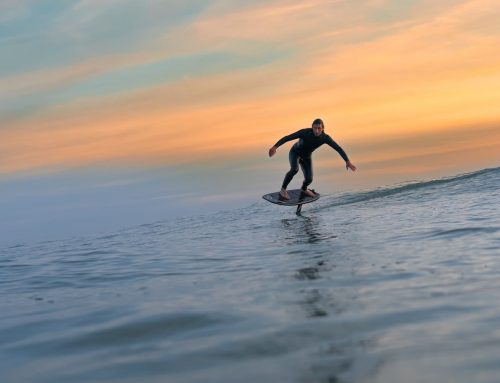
left=300, top=157, right=313, bottom=192
left=281, top=149, right=300, bottom=190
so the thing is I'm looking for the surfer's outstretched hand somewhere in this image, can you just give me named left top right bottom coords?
left=346, top=161, right=357, bottom=171
left=269, top=146, right=277, bottom=157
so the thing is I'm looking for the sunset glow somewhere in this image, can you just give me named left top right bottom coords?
left=1, top=0, right=499, bottom=177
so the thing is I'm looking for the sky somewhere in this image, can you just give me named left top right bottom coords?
left=1, top=0, right=499, bottom=245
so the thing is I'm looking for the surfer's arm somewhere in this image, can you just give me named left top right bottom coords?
left=325, top=135, right=356, bottom=171
left=273, top=129, right=307, bottom=148
left=269, top=129, right=307, bottom=157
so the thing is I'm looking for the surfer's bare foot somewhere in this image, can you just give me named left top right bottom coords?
left=280, top=188, right=290, bottom=200
left=302, top=189, right=315, bottom=197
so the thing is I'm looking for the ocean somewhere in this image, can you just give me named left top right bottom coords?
left=1, top=167, right=499, bottom=383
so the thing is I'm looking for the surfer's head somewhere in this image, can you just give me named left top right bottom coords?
left=312, top=118, right=324, bottom=136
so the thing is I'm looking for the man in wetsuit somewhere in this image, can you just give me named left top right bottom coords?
left=268, top=118, right=356, bottom=199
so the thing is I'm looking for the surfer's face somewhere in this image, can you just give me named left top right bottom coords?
left=312, top=123, right=323, bottom=136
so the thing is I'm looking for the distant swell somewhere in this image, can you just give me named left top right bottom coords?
left=319, top=167, right=499, bottom=208
left=430, top=227, right=500, bottom=238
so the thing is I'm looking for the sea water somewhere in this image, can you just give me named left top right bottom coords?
left=1, top=167, right=499, bottom=383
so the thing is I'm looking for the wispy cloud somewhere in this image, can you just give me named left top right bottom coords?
left=0, top=0, right=30, bottom=23
left=1, top=0, right=499, bottom=177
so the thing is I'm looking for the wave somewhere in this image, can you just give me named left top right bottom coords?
left=318, top=166, right=499, bottom=209
left=429, top=226, right=500, bottom=238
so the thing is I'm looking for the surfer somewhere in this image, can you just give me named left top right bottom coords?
left=268, top=118, right=356, bottom=200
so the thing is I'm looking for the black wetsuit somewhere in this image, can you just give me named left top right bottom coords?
left=274, top=128, right=350, bottom=190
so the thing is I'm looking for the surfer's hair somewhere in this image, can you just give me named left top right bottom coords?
left=312, top=118, right=324, bottom=129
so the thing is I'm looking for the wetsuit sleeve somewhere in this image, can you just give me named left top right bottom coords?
left=274, top=129, right=308, bottom=148
left=325, top=135, right=350, bottom=162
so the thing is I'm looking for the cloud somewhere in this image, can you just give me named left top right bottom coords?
left=0, top=0, right=30, bottom=23
left=1, top=0, right=500, bottom=178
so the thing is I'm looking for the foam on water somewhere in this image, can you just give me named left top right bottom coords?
left=1, top=167, right=499, bottom=383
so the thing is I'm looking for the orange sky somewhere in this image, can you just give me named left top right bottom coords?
left=1, top=0, right=499, bottom=179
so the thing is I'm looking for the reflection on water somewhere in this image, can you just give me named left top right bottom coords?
left=281, top=215, right=338, bottom=244
left=279, top=213, right=376, bottom=382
